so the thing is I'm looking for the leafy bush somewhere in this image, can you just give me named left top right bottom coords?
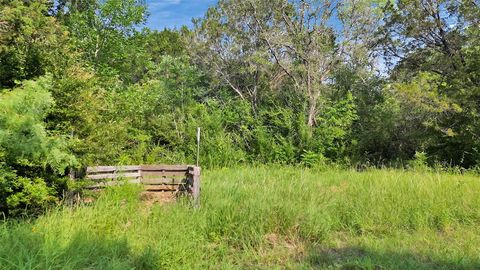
left=300, top=150, right=328, bottom=168
left=408, top=151, right=430, bottom=172
left=0, top=77, right=76, bottom=217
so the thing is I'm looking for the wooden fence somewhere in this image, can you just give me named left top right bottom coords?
left=77, top=165, right=201, bottom=206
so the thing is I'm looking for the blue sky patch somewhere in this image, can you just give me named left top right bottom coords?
left=145, top=0, right=217, bottom=29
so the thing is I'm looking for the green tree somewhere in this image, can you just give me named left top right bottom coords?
left=192, top=0, right=380, bottom=126
left=58, top=0, right=147, bottom=79
left=0, top=0, right=67, bottom=88
left=377, top=0, right=480, bottom=166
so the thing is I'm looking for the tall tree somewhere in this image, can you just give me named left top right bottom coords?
left=57, top=0, right=147, bottom=77
left=377, top=0, right=480, bottom=166
left=191, top=1, right=276, bottom=110
left=0, top=0, right=67, bottom=88
left=192, top=0, right=381, bottom=126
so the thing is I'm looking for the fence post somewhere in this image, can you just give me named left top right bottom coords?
left=69, top=168, right=75, bottom=181
left=192, top=166, right=201, bottom=208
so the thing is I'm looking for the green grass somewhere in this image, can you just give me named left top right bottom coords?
left=1, top=167, right=480, bottom=269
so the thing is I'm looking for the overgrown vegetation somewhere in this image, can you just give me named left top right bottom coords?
left=1, top=167, right=480, bottom=269
left=0, top=0, right=479, bottom=216
left=0, top=77, right=76, bottom=216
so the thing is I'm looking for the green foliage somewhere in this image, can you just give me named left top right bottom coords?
left=0, top=77, right=76, bottom=217
left=314, top=92, right=358, bottom=159
left=0, top=0, right=67, bottom=88
left=1, top=174, right=56, bottom=217
left=1, top=0, right=480, bottom=216
left=378, top=0, right=480, bottom=167
left=58, top=0, right=147, bottom=80
left=408, top=151, right=430, bottom=172
left=300, top=150, right=328, bottom=168
left=0, top=77, right=76, bottom=173
left=143, top=28, right=188, bottom=60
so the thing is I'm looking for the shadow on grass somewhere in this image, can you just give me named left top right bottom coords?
left=3, top=221, right=480, bottom=269
left=0, top=228, right=161, bottom=269
left=305, top=246, right=480, bottom=270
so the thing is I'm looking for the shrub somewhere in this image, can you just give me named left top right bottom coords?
left=0, top=77, right=76, bottom=217
left=408, top=151, right=430, bottom=172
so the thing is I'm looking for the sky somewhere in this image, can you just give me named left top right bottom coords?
left=145, top=0, right=217, bottom=30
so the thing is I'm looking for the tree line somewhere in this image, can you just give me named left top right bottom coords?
left=0, top=0, right=479, bottom=216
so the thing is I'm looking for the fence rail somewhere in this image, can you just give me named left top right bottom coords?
left=76, top=165, right=201, bottom=206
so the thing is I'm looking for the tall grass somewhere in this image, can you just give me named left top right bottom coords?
left=1, top=167, right=479, bottom=269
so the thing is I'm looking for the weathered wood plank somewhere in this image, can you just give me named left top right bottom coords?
left=87, top=166, right=141, bottom=173
left=87, top=172, right=141, bottom=180
left=144, top=185, right=179, bottom=191
left=140, top=171, right=187, bottom=177
left=192, top=166, right=201, bottom=207
left=85, top=179, right=141, bottom=188
left=140, top=165, right=192, bottom=171
left=141, top=178, right=186, bottom=185
left=86, top=178, right=186, bottom=188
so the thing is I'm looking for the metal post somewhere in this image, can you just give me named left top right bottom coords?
left=196, top=127, right=201, bottom=167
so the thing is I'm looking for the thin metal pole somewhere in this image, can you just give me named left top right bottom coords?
left=196, top=127, right=201, bottom=167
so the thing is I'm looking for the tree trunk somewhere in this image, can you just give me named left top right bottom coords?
left=307, top=97, right=317, bottom=127
left=306, top=67, right=317, bottom=127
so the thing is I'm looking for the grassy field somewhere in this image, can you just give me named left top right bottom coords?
left=1, top=167, right=480, bottom=269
